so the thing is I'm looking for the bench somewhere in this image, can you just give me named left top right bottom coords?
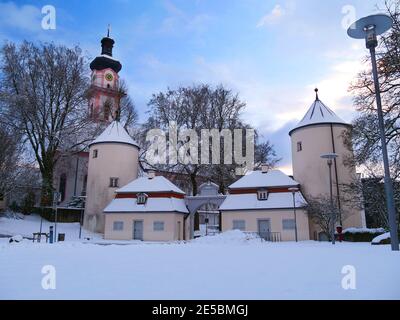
left=32, top=232, right=49, bottom=243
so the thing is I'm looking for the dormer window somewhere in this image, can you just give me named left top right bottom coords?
left=137, top=193, right=148, bottom=205
left=257, top=189, right=268, bottom=201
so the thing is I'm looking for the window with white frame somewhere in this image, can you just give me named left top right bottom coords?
left=282, top=219, right=296, bottom=230
left=233, top=220, right=246, bottom=231
left=93, top=149, right=98, bottom=158
left=153, top=221, right=165, bottom=231
left=257, top=189, right=268, bottom=201
left=113, top=221, right=124, bottom=231
left=109, top=177, right=119, bottom=188
left=137, top=193, right=148, bottom=205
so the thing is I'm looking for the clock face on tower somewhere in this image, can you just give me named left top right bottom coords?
left=105, top=73, right=113, bottom=81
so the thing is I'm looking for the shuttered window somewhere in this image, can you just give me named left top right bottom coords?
left=282, top=219, right=296, bottom=230
left=113, top=221, right=124, bottom=231
left=233, top=220, right=246, bottom=231
left=153, top=221, right=165, bottom=231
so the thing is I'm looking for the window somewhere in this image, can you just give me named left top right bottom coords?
left=282, top=219, right=296, bottom=230
left=297, top=142, right=302, bottom=152
left=109, top=177, right=119, bottom=188
left=93, top=149, right=98, bottom=158
left=233, top=220, right=246, bottom=231
left=153, top=221, right=165, bottom=231
left=113, top=221, right=124, bottom=231
left=257, top=189, right=268, bottom=201
left=137, top=193, right=148, bottom=205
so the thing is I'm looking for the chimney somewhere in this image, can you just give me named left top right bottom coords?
left=148, top=170, right=156, bottom=179
left=261, top=164, right=268, bottom=173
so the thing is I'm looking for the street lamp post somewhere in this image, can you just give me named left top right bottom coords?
left=288, top=187, right=299, bottom=242
left=321, top=153, right=339, bottom=245
left=347, top=14, right=399, bottom=251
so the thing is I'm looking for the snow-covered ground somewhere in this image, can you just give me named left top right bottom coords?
left=0, top=215, right=399, bottom=300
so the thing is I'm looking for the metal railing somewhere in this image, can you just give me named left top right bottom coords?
left=243, top=231, right=281, bottom=242
left=259, top=232, right=281, bottom=242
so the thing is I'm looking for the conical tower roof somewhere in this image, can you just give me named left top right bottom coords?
left=289, top=89, right=349, bottom=136
left=90, top=121, right=139, bottom=148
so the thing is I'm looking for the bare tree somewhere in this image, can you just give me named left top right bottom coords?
left=0, top=123, right=23, bottom=200
left=117, top=80, right=138, bottom=131
left=0, top=41, right=97, bottom=205
left=306, top=195, right=339, bottom=241
left=141, top=84, right=280, bottom=194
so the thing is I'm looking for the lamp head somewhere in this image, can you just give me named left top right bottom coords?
left=347, top=14, right=393, bottom=49
left=320, top=153, right=338, bottom=160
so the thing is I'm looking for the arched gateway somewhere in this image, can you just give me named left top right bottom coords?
left=184, top=181, right=226, bottom=239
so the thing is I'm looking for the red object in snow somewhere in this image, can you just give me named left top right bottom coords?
left=336, top=226, right=343, bottom=242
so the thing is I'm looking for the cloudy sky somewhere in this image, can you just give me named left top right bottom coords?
left=0, top=0, right=384, bottom=173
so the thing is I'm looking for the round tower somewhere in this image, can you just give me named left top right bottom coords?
left=289, top=89, right=365, bottom=239
left=84, top=121, right=139, bottom=233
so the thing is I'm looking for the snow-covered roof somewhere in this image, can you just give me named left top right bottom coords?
left=116, top=176, right=185, bottom=195
left=289, top=98, right=349, bottom=136
left=104, top=197, right=188, bottom=214
left=90, top=121, right=139, bottom=148
left=229, top=170, right=299, bottom=189
left=219, top=192, right=306, bottom=211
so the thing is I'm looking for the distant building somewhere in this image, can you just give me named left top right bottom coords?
left=220, top=168, right=309, bottom=241
left=104, top=173, right=187, bottom=241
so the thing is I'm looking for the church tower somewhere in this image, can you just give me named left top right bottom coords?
left=289, top=89, right=365, bottom=240
left=89, top=28, right=123, bottom=122
left=84, top=121, right=139, bottom=233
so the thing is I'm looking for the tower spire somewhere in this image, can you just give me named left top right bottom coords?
left=314, top=88, right=319, bottom=101
left=107, top=24, right=111, bottom=38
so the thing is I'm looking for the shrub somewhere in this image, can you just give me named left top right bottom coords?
left=342, top=227, right=385, bottom=242
left=21, top=191, right=36, bottom=215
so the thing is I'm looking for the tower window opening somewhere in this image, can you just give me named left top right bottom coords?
left=109, top=177, right=119, bottom=188
left=297, top=142, right=302, bottom=152
left=93, top=149, right=98, bottom=158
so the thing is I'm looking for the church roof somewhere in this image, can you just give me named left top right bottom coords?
left=104, top=197, right=189, bottom=214
left=219, top=192, right=306, bottom=211
left=90, top=121, right=139, bottom=148
left=289, top=89, right=349, bottom=136
left=116, top=175, right=186, bottom=195
left=228, top=170, right=299, bottom=189
left=90, top=32, right=122, bottom=73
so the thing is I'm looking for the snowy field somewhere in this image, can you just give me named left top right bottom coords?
left=0, top=214, right=399, bottom=300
